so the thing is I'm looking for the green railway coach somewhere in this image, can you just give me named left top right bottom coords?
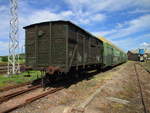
left=98, top=37, right=127, bottom=68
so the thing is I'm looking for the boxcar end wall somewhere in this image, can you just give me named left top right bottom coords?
left=24, top=21, right=103, bottom=73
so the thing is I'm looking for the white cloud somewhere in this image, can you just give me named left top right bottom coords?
left=129, top=9, right=150, bottom=14
left=91, top=14, right=106, bottom=22
left=0, top=0, right=150, bottom=56
left=109, top=33, right=150, bottom=51
left=111, top=14, right=150, bottom=39
left=65, top=0, right=150, bottom=12
left=72, top=12, right=106, bottom=25
left=0, top=41, right=9, bottom=56
left=65, top=0, right=150, bottom=26
left=0, top=6, right=7, bottom=12
left=141, top=42, right=150, bottom=48
left=0, top=5, right=9, bottom=40
left=0, top=40, right=24, bottom=56
left=20, top=10, right=73, bottom=26
left=95, top=14, right=150, bottom=39
left=19, top=5, right=105, bottom=27
left=93, top=29, right=117, bottom=37
left=60, top=10, right=73, bottom=17
left=111, top=38, right=135, bottom=51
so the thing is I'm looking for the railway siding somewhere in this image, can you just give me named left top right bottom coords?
left=83, top=62, right=150, bottom=113
left=140, top=61, right=150, bottom=73
left=11, top=61, right=127, bottom=113
left=22, top=61, right=148, bottom=113
left=0, top=61, right=149, bottom=113
left=0, top=87, right=63, bottom=113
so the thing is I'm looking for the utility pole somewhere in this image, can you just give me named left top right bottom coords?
left=8, top=0, right=20, bottom=75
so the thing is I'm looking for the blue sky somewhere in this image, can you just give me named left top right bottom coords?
left=0, top=0, right=150, bottom=55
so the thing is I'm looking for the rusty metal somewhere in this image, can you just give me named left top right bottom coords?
left=0, top=85, right=41, bottom=103
left=46, top=66, right=61, bottom=75
left=26, top=87, right=63, bottom=103
left=0, top=82, right=30, bottom=92
left=134, top=64, right=148, bottom=113
left=0, top=87, right=64, bottom=113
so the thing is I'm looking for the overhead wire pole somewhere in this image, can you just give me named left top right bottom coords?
left=8, top=0, right=20, bottom=75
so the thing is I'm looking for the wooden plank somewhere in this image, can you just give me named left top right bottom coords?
left=35, top=25, right=38, bottom=66
left=49, top=23, right=52, bottom=66
left=66, top=24, right=69, bottom=72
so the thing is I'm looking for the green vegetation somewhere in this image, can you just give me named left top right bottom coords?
left=140, top=60, right=150, bottom=72
left=0, top=53, right=25, bottom=64
left=1, top=56, right=8, bottom=62
left=0, top=70, right=41, bottom=88
left=0, top=53, right=40, bottom=88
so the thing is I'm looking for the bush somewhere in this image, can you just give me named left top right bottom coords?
left=1, top=56, right=8, bottom=62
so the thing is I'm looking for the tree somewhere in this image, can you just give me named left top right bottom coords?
left=2, top=56, right=8, bottom=62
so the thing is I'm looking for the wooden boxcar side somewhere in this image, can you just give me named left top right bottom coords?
left=68, top=23, right=103, bottom=71
left=24, top=21, right=103, bottom=73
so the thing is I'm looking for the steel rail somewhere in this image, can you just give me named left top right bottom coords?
left=0, top=82, right=31, bottom=92
left=0, top=85, right=41, bottom=104
left=0, top=87, right=64, bottom=113
left=136, top=63, right=150, bottom=74
left=134, top=64, right=148, bottom=113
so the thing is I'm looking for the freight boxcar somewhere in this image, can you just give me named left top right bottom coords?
left=24, top=20, right=103, bottom=75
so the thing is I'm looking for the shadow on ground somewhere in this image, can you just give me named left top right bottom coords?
left=31, top=64, right=122, bottom=89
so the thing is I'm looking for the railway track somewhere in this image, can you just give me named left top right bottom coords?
left=0, top=64, right=10, bottom=74
left=134, top=63, right=148, bottom=113
left=0, top=84, right=41, bottom=104
left=0, top=64, right=24, bottom=74
left=0, top=82, right=31, bottom=92
left=0, top=84, right=64, bottom=113
left=137, top=63, right=150, bottom=74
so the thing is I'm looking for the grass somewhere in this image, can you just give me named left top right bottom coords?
left=140, top=60, right=150, bottom=71
left=0, top=60, right=25, bottom=65
left=0, top=70, right=41, bottom=88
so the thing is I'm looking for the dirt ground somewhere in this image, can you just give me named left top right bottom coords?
left=11, top=61, right=150, bottom=113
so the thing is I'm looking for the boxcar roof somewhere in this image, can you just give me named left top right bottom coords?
left=23, top=20, right=102, bottom=43
left=23, top=20, right=69, bottom=29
